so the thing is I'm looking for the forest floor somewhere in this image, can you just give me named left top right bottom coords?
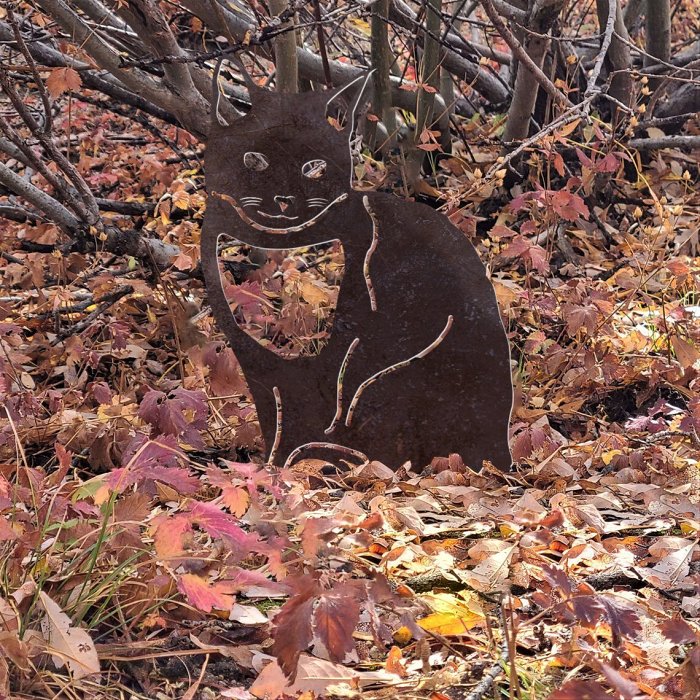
left=0, top=92, right=699, bottom=699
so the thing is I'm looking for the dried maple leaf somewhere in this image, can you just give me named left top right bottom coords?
left=312, top=583, right=362, bottom=663
left=46, top=67, right=82, bottom=98
left=139, top=388, right=208, bottom=449
left=271, top=588, right=317, bottom=680
left=660, top=617, right=698, bottom=645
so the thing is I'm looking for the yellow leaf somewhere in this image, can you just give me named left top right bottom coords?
left=348, top=17, right=370, bottom=35
left=680, top=520, right=700, bottom=535
left=602, top=449, right=622, bottom=466
left=300, top=280, right=329, bottom=308
left=173, top=192, right=190, bottom=210
left=500, top=522, right=520, bottom=537
left=222, top=486, right=250, bottom=517
left=416, top=591, right=485, bottom=634
left=556, top=119, right=581, bottom=139
left=393, top=626, right=412, bottom=645
left=418, top=611, right=481, bottom=635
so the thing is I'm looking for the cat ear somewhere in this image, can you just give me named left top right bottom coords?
left=230, top=54, right=268, bottom=102
left=325, top=71, right=375, bottom=126
left=210, top=55, right=266, bottom=131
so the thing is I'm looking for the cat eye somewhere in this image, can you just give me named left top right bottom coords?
left=302, top=159, right=327, bottom=179
left=243, top=152, right=269, bottom=172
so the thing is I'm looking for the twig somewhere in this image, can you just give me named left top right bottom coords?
left=312, top=0, right=332, bottom=87
left=52, top=285, right=133, bottom=343
left=361, top=196, right=379, bottom=312
left=585, top=0, right=617, bottom=98
left=7, top=7, right=52, bottom=134
left=464, top=604, right=509, bottom=700
left=268, top=386, right=283, bottom=465
left=325, top=337, right=360, bottom=434
left=282, top=442, right=368, bottom=470
left=484, top=97, right=594, bottom=181
left=345, top=315, right=454, bottom=427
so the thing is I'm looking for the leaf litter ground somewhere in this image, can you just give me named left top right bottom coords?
left=0, top=96, right=699, bottom=699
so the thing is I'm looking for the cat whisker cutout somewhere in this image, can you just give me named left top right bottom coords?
left=213, top=191, right=348, bottom=233
left=344, top=315, right=454, bottom=428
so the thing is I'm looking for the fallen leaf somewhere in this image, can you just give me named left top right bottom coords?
left=38, top=592, right=99, bottom=679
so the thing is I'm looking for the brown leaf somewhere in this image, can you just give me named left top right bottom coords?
left=46, top=67, right=82, bottom=98
left=38, top=592, right=100, bottom=679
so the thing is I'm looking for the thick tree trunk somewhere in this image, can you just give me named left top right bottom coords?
left=645, top=0, right=671, bottom=66
left=269, top=0, right=299, bottom=93
left=406, top=0, right=442, bottom=185
left=503, top=0, right=566, bottom=143
left=370, top=0, right=396, bottom=149
left=595, top=0, right=634, bottom=113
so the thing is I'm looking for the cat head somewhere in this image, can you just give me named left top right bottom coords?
left=206, top=84, right=356, bottom=249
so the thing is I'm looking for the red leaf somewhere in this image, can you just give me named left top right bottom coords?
left=660, top=617, right=697, bottom=645
left=109, top=434, right=197, bottom=494
left=597, top=595, right=642, bottom=640
left=202, top=343, right=246, bottom=396
left=139, top=388, right=208, bottom=448
left=178, top=573, right=234, bottom=613
left=188, top=500, right=266, bottom=556
left=312, top=584, right=362, bottom=663
left=272, top=588, right=318, bottom=680
left=550, top=190, right=589, bottom=222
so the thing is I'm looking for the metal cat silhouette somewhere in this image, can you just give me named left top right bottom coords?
left=201, top=80, right=513, bottom=470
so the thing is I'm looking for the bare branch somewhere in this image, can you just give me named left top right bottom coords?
left=33, top=0, right=208, bottom=136
left=628, top=135, right=700, bottom=151
left=586, top=0, right=617, bottom=98
left=0, top=20, right=179, bottom=126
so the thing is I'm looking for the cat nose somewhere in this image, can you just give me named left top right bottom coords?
left=274, top=195, right=295, bottom=212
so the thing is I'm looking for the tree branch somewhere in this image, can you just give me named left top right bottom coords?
left=0, top=161, right=82, bottom=233
left=33, top=0, right=208, bottom=136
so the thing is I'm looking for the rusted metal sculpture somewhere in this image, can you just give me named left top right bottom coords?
left=201, top=79, right=513, bottom=470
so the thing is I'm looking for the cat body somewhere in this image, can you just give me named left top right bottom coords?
left=201, top=86, right=513, bottom=469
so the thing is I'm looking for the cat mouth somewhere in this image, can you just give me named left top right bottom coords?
left=213, top=191, right=348, bottom=234
left=256, top=211, right=300, bottom=221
